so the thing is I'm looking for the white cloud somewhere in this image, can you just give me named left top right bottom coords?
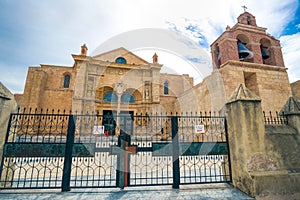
left=0, top=0, right=299, bottom=93
left=280, top=33, right=300, bottom=82
left=245, top=0, right=298, bottom=37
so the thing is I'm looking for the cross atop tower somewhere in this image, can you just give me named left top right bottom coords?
left=242, top=5, right=248, bottom=12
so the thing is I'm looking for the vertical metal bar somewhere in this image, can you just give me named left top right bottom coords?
left=61, top=115, right=75, bottom=192
left=4, top=114, right=14, bottom=143
left=171, top=116, right=180, bottom=189
left=224, top=118, right=232, bottom=182
left=0, top=114, right=14, bottom=188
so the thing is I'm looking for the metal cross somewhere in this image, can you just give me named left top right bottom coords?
left=109, top=133, right=137, bottom=189
left=242, top=5, right=248, bottom=12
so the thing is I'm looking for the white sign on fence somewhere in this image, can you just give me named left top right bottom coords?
left=194, top=125, right=205, bottom=134
left=93, top=125, right=105, bottom=135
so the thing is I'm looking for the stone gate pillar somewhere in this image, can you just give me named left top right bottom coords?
left=225, top=85, right=300, bottom=198
left=225, top=84, right=266, bottom=196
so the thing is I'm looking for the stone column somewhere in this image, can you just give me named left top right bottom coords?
left=114, top=81, right=126, bottom=135
left=225, top=84, right=266, bottom=196
left=225, top=85, right=300, bottom=198
left=72, top=61, right=88, bottom=113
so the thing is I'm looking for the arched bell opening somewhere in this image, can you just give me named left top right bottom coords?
left=213, top=44, right=221, bottom=68
left=236, top=34, right=253, bottom=62
left=260, top=38, right=272, bottom=65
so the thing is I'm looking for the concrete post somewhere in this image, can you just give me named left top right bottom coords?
left=225, top=84, right=266, bottom=196
left=225, top=86, right=300, bottom=198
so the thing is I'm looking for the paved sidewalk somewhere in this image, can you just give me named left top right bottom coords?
left=0, top=183, right=254, bottom=200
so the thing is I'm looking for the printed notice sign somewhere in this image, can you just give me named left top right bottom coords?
left=194, top=125, right=205, bottom=134
left=93, top=126, right=104, bottom=135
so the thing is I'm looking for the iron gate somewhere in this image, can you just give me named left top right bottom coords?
left=0, top=110, right=231, bottom=191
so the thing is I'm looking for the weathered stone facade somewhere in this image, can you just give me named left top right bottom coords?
left=19, top=65, right=75, bottom=111
left=17, top=47, right=193, bottom=115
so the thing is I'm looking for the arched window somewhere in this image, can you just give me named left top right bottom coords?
left=164, top=81, right=169, bottom=95
left=236, top=35, right=253, bottom=61
left=63, top=74, right=70, bottom=88
left=214, top=44, right=221, bottom=68
left=103, top=92, right=118, bottom=102
left=121, top=93, right=134, bottom=103
left=115, top=57, right=127, bottom=64
left=247, top=16, right=251, bottom=25
left=260, top=38, right=271, bottom=64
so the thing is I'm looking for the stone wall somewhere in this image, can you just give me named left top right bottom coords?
left=225, top=85, right=300, bottom=198
left=176, top=60, right=292, bottom=113
left=19, top=65, right=75, bottom=112
left=175, top=71, right=225, bottom=112
left=220, top=61, right=291, bottom=112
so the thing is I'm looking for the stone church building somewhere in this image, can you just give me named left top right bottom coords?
left=17, top=11, right=295, bottom=115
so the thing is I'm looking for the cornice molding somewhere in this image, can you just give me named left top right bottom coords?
left=220, top=60, right=287, bottom=72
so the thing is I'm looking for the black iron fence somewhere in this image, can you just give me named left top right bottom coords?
left=263, top=111, right=288, bottom=125
left=0, top=110, right=231, bottom=191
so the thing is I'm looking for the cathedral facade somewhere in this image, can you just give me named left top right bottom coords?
left=17, top=12, right=293, bottom=115
left=18, top=45, right=193, bottom=116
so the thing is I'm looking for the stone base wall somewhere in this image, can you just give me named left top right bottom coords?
left=250, top=172, right=300, bottom=198
left=265, top=125, right=300, bottom=170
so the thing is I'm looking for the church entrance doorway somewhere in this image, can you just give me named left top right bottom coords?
left=102, top=110, right=134, bottom=135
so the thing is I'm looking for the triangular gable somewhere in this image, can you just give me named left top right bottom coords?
left=93, top=47, right=149, bottom=65
left=228, top=84, right=261, bottom=104
left=281, top=97, right=300, bottom=114
left=0, top=82, right=13, bottom=100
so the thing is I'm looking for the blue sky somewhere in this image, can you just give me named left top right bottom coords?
left=0, top=0, right=299, bottom=94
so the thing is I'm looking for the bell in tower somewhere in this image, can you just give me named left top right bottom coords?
left=260, top=45, right=270, bottom=60
left=210, top=10, right=285, bottom=69
left=237, top=40, right=253, bottom=60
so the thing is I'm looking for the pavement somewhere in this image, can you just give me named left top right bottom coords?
left=0, top=183, right=254, bottom=200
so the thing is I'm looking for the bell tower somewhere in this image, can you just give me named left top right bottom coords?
left=209, top=10, right=291, bottom=112
left=211, top=11, right=285, bottom=69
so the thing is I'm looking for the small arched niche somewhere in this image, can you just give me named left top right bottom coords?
left=213, top=44, right=221, bottom=68
left=63, top=73, right=71, bottom=88
left=260, top=38, right=272, bottom=65
left=115, top=57, right=127, bottom=64
left=236, top=34, right=253, bottom=63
